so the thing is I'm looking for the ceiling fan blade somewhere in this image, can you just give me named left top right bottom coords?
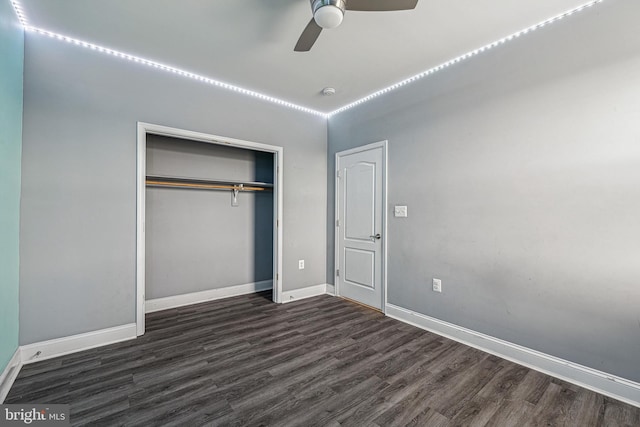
left=294, top=18, right=323, bottom=52
left=346, top=0, right=418, bottom=11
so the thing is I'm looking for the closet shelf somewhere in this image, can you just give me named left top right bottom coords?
left=146, top=175, right=273, bottom=192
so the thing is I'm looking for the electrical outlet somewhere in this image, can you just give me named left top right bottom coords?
left=432, top=278, right=442, bottom=293
left=298, top=260, right=305, bottom=270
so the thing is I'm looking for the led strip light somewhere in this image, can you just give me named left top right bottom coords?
left=11, top=0, right=606, bottom=118
left=22, top=26, right=326, bottom=117
left=327, top=0, right=605, bottom=117
left=10, top=0, right=27, bottom=26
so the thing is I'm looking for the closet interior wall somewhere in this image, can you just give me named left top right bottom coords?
left=145, top=134, right=274, bottom=301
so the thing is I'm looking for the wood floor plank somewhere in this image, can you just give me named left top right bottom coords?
left=602, top=396, right=640, bottom=427
left=530, top=381, right=577, bottom=426
left=449, top=361, right=530, bottom=426
left=336, top=380, right=410, bottom=427
left=485, top=399, right=537, bottom=427
left=433, top=356, right=504, bottom=418
left=6, top=292, right=640, bottom=426
left=567, top=388, right=606, bottom=427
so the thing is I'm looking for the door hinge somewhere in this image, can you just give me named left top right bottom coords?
left=336, top=269, right=340, bottom=277
left=276, top=273, right=279, bottom=281
left=337, top=170, right=341, bottom=178
left=277, top=219, right=279, bottom=227
left=336, top=219, right=339, bottom=227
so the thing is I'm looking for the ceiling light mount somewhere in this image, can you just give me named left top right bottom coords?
left=312, top=0, right=346, bottom=29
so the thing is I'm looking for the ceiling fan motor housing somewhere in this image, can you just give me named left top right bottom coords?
left=311, top=0, right=347, bottom=29
left=311, top=0, right=347, bottom=14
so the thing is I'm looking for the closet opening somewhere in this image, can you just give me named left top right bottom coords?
left=136, top=123, right=283, bottom=336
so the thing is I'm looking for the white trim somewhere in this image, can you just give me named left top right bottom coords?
left=386, top=303, right=640, bottom=408
left=0, top=348, right=22, bottom=403
left=20, top=324, right=137, bottom=366
left=325, top=284, right=336, bottom=296
left=281, top=284, right=329, bottom=303
left=136, top=122, right=284, bottom=332
left=146, top=280, right=273, bottom=313
left=136, top=123, right=146, bottom=336
left=274, top=150, right=284, bottom=304
left=335, top=140, right=388, bottom=313
left=334, top=153, right=340, bottom=298
left=382, top=142, right=388, bottom=316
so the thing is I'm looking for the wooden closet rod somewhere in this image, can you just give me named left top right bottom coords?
left=145, top=175, right=273, bottom=192
left=146, top=180, right=270, bottom=192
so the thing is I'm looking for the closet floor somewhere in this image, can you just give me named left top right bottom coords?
left=6, top=292, right=640, bottom=426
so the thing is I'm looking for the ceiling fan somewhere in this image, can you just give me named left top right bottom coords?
left=295, top=0, right=419, bottom=52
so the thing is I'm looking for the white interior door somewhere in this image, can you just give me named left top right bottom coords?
left=336, top=142, right=386, bottom=310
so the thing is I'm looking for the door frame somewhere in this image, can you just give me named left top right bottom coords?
left=136, top=122, right=284, bottom=336
left=334, top=140, right=388, bottom=313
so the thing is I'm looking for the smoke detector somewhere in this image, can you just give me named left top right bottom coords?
left=322, top=87, right=336, bottom=96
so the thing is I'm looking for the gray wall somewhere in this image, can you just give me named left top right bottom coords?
left=0, top=0, right=23, bottom=372
left=327, top=0, right=640, bottom=381
left=20, top=34, right=327, bottom=345
left=146, top=135, right=273, bottom=299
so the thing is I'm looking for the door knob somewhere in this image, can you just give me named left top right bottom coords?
left=370, top=233, right=381, bottom=241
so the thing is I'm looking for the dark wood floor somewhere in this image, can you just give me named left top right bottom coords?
left=6, top=292, right=640, bottom=426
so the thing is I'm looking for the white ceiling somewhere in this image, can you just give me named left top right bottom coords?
left=20, top=0, right=594, bottom=112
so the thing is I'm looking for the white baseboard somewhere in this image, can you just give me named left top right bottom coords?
left=145, top=280, right=273, bottom=313
left=326, top=284, right=335, bottom=296
left=20, top=324, right=137, bottom=365
left=282, top=284, right=329, bottom=303
left=386, top=303, right=640, bottom=408
left=0, top=348, right=22, bottom=403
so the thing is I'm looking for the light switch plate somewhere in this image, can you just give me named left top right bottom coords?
left=394, top=205, right=408, bottom=217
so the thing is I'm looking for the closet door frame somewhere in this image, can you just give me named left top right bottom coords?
left=136, top=122, right=284, bottom=336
